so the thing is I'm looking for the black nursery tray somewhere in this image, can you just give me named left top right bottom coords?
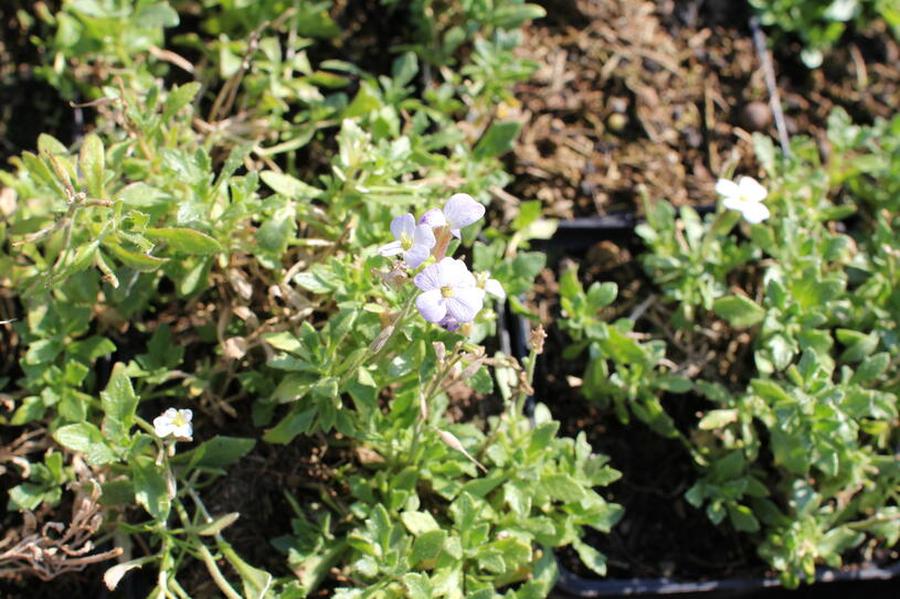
left=512, top=213, right=900, bottom=598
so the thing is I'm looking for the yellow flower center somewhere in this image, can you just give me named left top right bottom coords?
left=400, top=233, right=413, bottom=251
left=172, top=413, right=187, bottom=427
left=441, top=286, right=454, bottom=298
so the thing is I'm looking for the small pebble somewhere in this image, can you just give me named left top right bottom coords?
left=607, top=113, right=628, bottom=132
left=741, top=101, right=772, bottom=131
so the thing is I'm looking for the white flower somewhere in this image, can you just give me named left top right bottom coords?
left=715, top=176, right=770, bottom=224
left=413, top=258, right=485, bottom=325
left=378, top=213, right=436, bottom=268
left=153, top=408, right=193, bottom=441
left=477, top=271, right=506, bottom=300
left=419, top=194, right=485, bottom=238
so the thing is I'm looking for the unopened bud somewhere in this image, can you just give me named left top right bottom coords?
left=165, top=468, right=177, bottom=499
left=461, top=358, right=484, bottom=380
left=419, top=393, right=429, bottom=421
left=379, top=264, right=408, bottom=288
left=529, top=325, right=547, bottom=355
left=437, top=429, right=486, bottom=472
left=370, top=325, right=395, bottom=353
left=433, top=342, right=446, bottom=365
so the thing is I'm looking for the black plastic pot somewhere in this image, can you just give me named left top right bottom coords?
left=511, top=214, right=900, bottom=597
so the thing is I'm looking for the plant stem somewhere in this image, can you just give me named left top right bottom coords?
left=196, top=544, right=242, bottom=599
left=339, top=293, right=417, bottom=388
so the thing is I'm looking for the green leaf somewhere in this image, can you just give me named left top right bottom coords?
left=262, top=331, right=304, bottom=355
left=403, top=573, right=434, bottom=599
left=474, top=121, right=521, bottom=159
left=851, top=353, right=889, bottom=385
left=713, top=295, right=766, bottom=328
left=492, top=3, right=547, bottom=28
left=572, top=538, right=607, bottom=576
left=263, top=408, right=316, bottom=444
left=411, top=530, right=447, bottom=565
left=145, top=227, right=223, bottom=255
left=100, top=363, right=138, bottom=441
left=104, top=241, right=168, bottom=271
left=53, top=423, right=117, bottom=465
left=196, top=512, right=241, bottom=536
left=78, top=133, right=104, bottom=198
left=260, top=171, right=322, bottom=199
left=175, top=436, right=256, bottom=469
left=8, top=483, right=53, bottom=511
left=542, top=474, right=586, bottom=503
left=391, top=51, right=419, bottom=88
left=698, top=409, right=739, bottom=430
left=727, top=504, right=760, bottom=532
left=132, top=455, right=171, bottom=521
left=587, top=282, right=618, bottom=309
left=163, top=82, right=201, bottom=120
left=401, top=511, right=440, bottom=535
left=817, top=526, right=864, bottom=557
left=134, top=2, right=179, bottom=27
left=219, top=540, right=273, bottom=599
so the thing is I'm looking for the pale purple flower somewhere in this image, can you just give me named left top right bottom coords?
left=716, top=176, right=770, bottom=224
left=443, top=193, right=485, bottom=238
left=379, top=214, right=436, bottom=268
left=419, top=194, right=486, bottom=238
left=419, top=208, right=446, bottom=229
left=414, top=258, right=485, bottom=324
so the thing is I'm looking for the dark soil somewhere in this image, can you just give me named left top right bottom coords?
left=510, top=0, right=900, bottom=218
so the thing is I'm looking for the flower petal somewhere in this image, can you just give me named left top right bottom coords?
left=738, top=176, right=767, bottom=203
left=413, top=263, right=441, bottom=291
left=404, top=244, right=431, bottom=268
left=443, top=193, right=484, bottom=231
left=390, top=214, right=416, bottom=240
left=439, top=316, right=460, bottom=331
left=722, top=197, right=746, bottom=213
left=412, top=224, right=436, bottom=249
left=378, top=240, right=404, bottom=256
left=740, top=201, right=770, bottom=224
left=178, top=409, right=193, bottom=423
left=416, top=289, right=447, bottom=323
left=436, top=258, right=474, bottom=288
left=715, top=178, right=740, bottom=199
left=485, top=278, right=506, bottom=299
left=445, top=287, right=484, bottom=323
left=419, top=208, right=446, bottom=228
left=153, top=416, right=173, bottom=437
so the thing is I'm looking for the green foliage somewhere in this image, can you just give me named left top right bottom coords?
left=560, top=108, right=899, bottom=587
left=750, top=0, right=900, bottom=67
left=558, top=265, right=692, bottom=439
left=1, top=2, right=619, bottom=597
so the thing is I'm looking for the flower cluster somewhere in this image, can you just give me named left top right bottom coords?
left=379, top=194, right=504, bottom=329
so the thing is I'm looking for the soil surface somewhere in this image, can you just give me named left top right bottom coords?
left=510, top=0, right=900, bottom=218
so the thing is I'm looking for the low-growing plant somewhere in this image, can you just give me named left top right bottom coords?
left=1, top=2, right=623, bottom=596
left=559, top=108, right=899, bottom=586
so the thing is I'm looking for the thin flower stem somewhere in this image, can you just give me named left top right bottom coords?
left=408, top=353, right=464, bottom=462
left=339, top=293, right=417, bottom=388
left=196, top=544, right=242, bottom=599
